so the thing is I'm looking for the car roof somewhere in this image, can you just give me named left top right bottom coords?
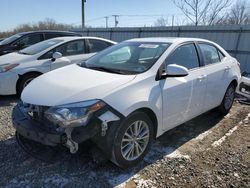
left=17, top=30, right=80, bottom=36
left=50, top=36, right=116, bottom=44
left=126, top=37, right=213, bottom=44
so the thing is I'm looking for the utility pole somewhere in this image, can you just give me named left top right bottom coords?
left=104, top=16, right=109, bottom=28
left=172, top=15, right=175, bottom=27
left=112, top=15, right=119, bottom=27
left=82, top=0, right=86, bottom=30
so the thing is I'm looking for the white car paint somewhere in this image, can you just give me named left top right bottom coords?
left=21, top=37, right=241, bottom=138
left=0, top=36, right=116, bottom=95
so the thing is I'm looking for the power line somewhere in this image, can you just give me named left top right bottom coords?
left=86, top=16, right=109, bottom=22
left=112, top=15, right=119, bottom=27
left=84, top=14, right=190, bottom=28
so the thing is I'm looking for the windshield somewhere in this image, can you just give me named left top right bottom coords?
left=0, top=34, right=22, bottom=45
left=84, top=41, right=170, bottom=74
left=19, top=39, right=64, bottom=55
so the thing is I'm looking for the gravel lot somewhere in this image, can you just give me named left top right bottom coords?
left=0, top=95, right=249, bottom=187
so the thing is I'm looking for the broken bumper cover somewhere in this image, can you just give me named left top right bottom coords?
left=239, top=76, right=250, bottom=98
left=12, top=104, right=103, bottom=147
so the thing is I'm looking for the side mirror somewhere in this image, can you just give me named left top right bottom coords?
left=12, top=42, right=24, bottom=49
left=52, top=52, right=62, bottom=62
left=159, top=64, right=189, bottom=80
left=166, top=64, right=189, bottom=77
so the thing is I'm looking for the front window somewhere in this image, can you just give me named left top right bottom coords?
left=19, top=39, right=63, bottom=55
left=165, top=43, right=199, bottom=70
left=0, top=34, right=22, bottom=45
left=40, top=40, right=85, bottom=59
left=13, top=34, right=42, bottom=47
left=84, top=42, right=170, bottom=74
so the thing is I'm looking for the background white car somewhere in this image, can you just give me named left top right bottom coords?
left=0, top=36, right=116, bottom=95
left=14, top=37, right=241, bottom=168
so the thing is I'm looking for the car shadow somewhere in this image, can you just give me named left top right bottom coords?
left=0, top=109, right=224, bottom=187
left=0, top=95, right=19, bottom=107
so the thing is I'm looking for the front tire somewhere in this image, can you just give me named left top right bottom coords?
left=110, top=111, right=154, bottom=168
left=17, top=73, right=41, bottom=96
left=218, top=83, right=236, bottom=115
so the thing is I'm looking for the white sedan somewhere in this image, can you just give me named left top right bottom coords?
left=0, top=36, right=116, bottom=95
left=14, top=37, right=241, bottom=168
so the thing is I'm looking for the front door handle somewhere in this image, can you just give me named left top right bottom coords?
left=197, top=75, right=207, bottom=81
left=225, top=66, right=230, bottom=71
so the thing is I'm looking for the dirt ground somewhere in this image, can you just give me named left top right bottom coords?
left=0, top=95, right=249, bottom=188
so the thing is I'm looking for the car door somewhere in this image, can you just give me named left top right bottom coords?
left=198, top=43, right=230, bottom=111
left=160, top=43, right=207, bottom=131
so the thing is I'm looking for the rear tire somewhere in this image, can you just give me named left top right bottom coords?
left=218, top=83, right=236, bottom=115
left=17, top=73, right=41, bottom=96
left=109, top=111, right=154, bottom=169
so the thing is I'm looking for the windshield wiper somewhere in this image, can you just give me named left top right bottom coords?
left=18, top=51, right=30, bottom=55
left=87, top=66, right=124, bottom=74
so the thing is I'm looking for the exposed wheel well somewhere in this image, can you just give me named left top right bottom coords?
left=230, top=79, right=238, bottom=88
left=16, top=71, right=43, bottom=92
left=134, top=108, right=158, bottom=139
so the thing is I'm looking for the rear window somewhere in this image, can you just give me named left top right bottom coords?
left=199, top=44, right=221, bottom=65
left=88, top=39, right=113, bottom=53
left=0, top=34, right=22, bottom=45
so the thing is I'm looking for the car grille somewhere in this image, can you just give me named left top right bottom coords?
left=21, top=102, right=58, bottom=132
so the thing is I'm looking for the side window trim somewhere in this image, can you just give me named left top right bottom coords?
left=194, top=42, right=205, bottom=67
left=217, top=49, right=226, bottom=61
left=85, top=39, right=91, bottom=53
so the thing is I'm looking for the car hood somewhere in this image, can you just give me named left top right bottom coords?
left=21, top=64, right=136, bottom=106
left=0, top=52, right=31, bottom=65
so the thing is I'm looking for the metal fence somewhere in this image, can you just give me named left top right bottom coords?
left=72, top=25, right=250, bottom=72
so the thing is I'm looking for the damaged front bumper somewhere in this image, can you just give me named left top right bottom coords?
left=12, top=102, right=121, bottom=154
left=239, top=75, right=250, bottom=98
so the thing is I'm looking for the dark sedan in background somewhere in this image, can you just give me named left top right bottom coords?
left=0, top=30, right=81, bottom=56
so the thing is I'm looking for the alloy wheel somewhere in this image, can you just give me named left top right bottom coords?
left=224, top=86, right=235, bottom=110
left=120, top=120, right=150, bottom=161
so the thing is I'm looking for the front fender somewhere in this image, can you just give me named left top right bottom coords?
left=103, top=76, right=164, bottom=137
left=15, top=67, right=48, bottom=75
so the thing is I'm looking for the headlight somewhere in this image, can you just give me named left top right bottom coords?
left=44, top=100, right=106, bottom=128
left=0, top=63, right=19, bottom=73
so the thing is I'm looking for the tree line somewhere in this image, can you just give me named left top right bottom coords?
left=1, top=0, right=249, bottom=39
left=0, top=18, right=80, bottom=39
left=155, top=0, right=250, bottom=26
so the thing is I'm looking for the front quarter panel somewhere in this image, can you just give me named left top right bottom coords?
left=102, top=75, right=164, bottom=137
